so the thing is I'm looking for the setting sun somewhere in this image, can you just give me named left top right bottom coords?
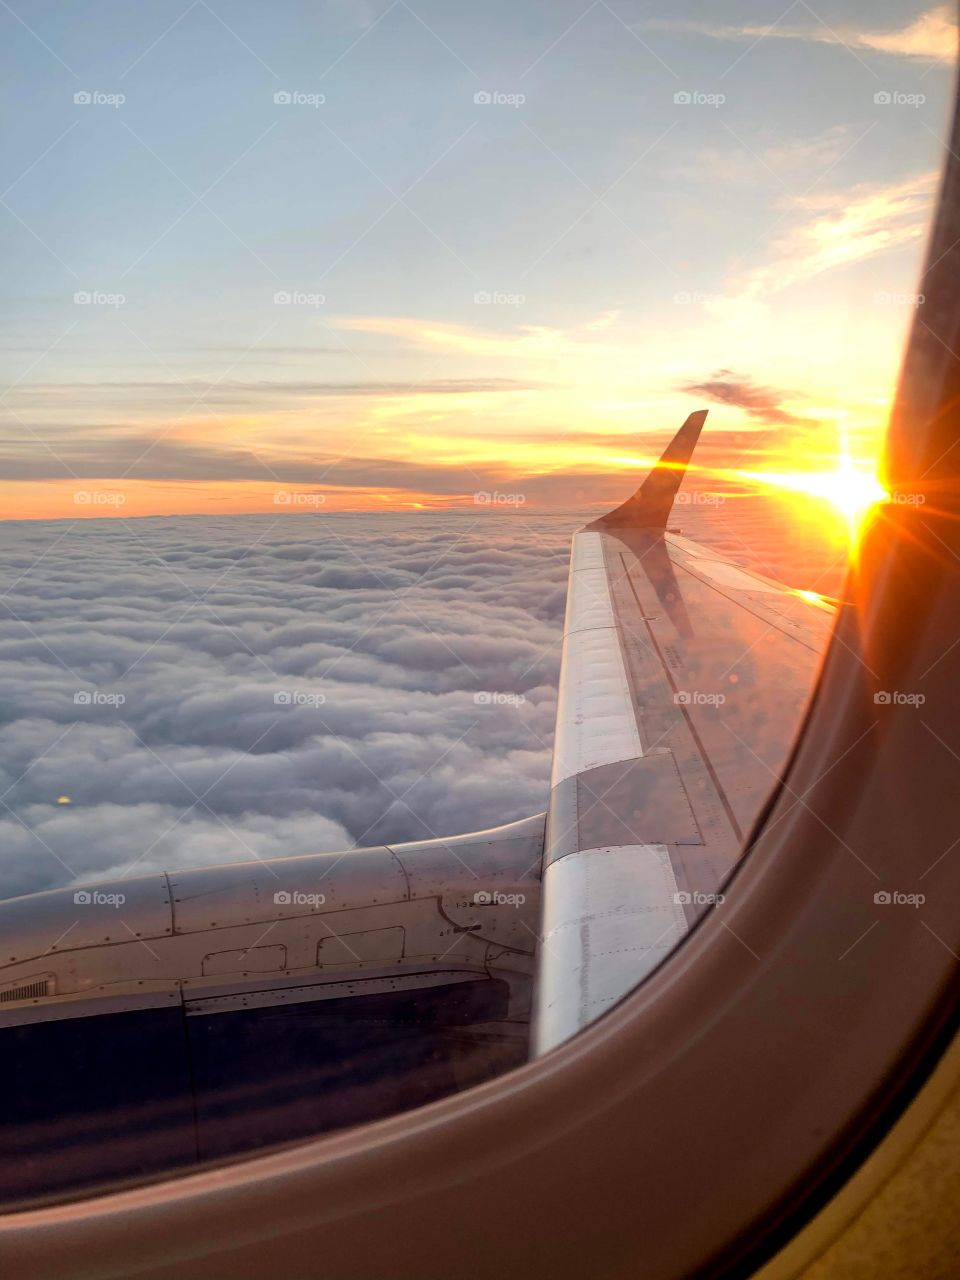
left=731, top=453, right=890, bottom=542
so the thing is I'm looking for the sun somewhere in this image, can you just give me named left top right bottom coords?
left=783, top=460, right=889, bottom=529
left=731, top=445, right=889, bottom=544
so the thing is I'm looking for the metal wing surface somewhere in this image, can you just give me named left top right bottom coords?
left=534, top=413, right=837, bottom=1053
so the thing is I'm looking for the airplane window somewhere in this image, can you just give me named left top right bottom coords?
left=0, top=0, right=951, bottom=1206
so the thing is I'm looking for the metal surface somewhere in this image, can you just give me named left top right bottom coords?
left=536, top=494, right=834, bottom=1052
left=550, top=531, right=643, bottom=785
left=0, top=814, right=544, bottom=1031
left=0, top=815, right=544, bottom=1202
left=535, top=843, right=687, bottom=1053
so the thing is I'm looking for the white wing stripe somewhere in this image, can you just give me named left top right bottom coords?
left=551, top=533, right=642, bottom=786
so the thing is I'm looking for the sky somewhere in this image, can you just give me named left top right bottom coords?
left=1, top=0, right=955, bottom=519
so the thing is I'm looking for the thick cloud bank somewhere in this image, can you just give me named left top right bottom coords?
left=0, top=512, right=571, bottom=898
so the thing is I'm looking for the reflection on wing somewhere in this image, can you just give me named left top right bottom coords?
left=534, top=413, right=836, bottom=1054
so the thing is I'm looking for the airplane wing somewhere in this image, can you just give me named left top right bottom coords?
left=0, top=411, right=836, bottom=1198
left=534, top=412, right=836, bottom=1053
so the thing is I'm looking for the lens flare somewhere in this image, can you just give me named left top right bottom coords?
left=734, top=458, right=889, bottom=540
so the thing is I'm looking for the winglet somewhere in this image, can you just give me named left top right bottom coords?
left=587, top=409, right=708, bottom=530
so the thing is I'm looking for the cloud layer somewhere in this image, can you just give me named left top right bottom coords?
left=0, top=503, right=845, bottom=901
left=0, top=513, right=570, bottom=898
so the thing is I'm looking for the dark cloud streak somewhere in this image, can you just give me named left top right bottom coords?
left=680, top=369, right=818, bottom=427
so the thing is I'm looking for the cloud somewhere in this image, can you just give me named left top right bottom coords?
left=335, top=314, right=568, bottom=358
left=679, top=370, right=816, bottom=426
left=858, top=5, right=957, bottom=60
left=736, top=171, right=938, bottom=298
left=331, top=311, right=633, bottom=360
left=0, top=434, right=620, bottom=499
left=650, top=5, right=957, bottom=63
left=670, top=127, right=856, bottom=189
left=7, top=377, right=539, bottom=412
left=0, top=437, right=478, bottom=487
left=585, top=309, right=622, bottom=332
left=0, top=514, right=569, bottom=898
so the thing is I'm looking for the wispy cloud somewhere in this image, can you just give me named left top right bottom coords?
left=647, top=4, right=957, bottom=63
left=5, top=377, right=538, bottom=411
left=669, top=126, right=856, bottom=189
left=585, top=309, right=622, bottom=332
left=335, top=315, right=568, bottom=359
left=737, top=170, right=939, bottom=297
